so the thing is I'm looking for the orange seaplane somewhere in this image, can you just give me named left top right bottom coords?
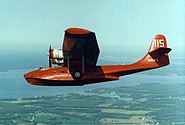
left=24, top=28, right=171, bottom=86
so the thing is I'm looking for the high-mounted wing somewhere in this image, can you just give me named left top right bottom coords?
left=62, top=28, right=100, bottom=75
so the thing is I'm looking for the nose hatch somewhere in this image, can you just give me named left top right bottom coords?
left=24, top=72, right=45, bottom=86
left=24, top=73, right=30, bottom=79
left=24, top=72, right=33, bottom=84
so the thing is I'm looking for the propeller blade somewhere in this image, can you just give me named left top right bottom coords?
left=49, top=45, right=52, bottom=67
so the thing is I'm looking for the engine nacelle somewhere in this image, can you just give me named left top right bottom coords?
left=50, top=49, right=64, bottom=65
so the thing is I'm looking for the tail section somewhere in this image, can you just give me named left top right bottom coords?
left=138, top=34, right=171, bottom=68
left=100, top=34, right=172, bottom=77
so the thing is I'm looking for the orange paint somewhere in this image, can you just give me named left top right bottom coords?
left=66, top=28, right=91, bottom=34
left=24, top=28, right=171, bottom=86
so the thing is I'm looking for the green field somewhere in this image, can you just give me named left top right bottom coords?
left=0, top=83, right=185, bottom=125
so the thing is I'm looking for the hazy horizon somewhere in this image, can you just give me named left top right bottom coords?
left=0, top=0, right=184, bottom=55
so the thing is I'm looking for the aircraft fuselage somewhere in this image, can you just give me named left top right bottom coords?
left=24, top=62, right=159, bottom=86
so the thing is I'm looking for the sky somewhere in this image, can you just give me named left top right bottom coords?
left=0, top=0, right=184, bottom=58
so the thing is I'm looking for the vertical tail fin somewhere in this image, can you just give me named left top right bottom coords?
left=138, top=34, right=171, bottom=68
left=148, top=34, right=169, bottom=53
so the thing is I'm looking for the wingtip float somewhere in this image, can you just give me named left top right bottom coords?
left=24, top=28, right=172, bottom=86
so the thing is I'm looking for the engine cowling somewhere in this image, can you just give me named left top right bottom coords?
left=50, top=49, right=64, bottom=65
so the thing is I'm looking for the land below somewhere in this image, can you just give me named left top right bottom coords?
left=0, top=83, right=185, bottom=125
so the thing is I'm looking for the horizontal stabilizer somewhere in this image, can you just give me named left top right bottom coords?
left=149, top=47, right=172, bottom=56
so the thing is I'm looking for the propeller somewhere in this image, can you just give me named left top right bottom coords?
left=49, top=45, right=52, bottom=67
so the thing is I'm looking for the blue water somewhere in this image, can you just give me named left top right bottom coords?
left=0, top=55, right=184, bottom=99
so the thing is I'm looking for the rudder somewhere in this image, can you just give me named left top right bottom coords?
left=138, top=34, right=171, bottom=68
